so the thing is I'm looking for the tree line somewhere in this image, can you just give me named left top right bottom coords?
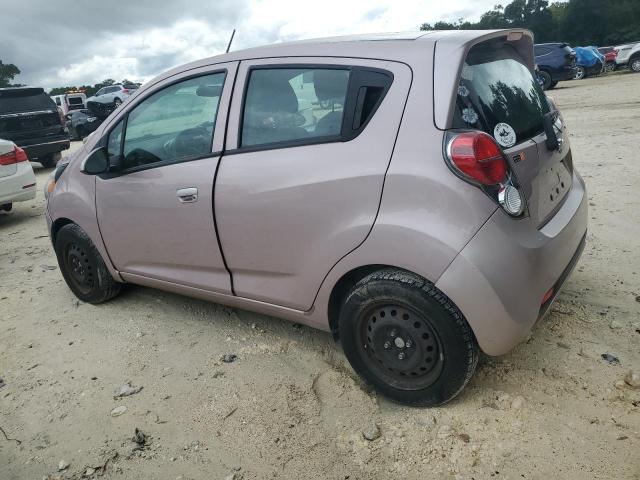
left=421, top=0, right=640, bottom=46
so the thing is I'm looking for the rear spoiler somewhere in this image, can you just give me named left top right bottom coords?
left=432, top=29, right=534, bottom=130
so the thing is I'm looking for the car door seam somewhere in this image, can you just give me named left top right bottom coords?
left=212, top=62, right=241, bottom=295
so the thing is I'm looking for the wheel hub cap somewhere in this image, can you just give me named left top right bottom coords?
left=363, top=305, right=442, bottom=383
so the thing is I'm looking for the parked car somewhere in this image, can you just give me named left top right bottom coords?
left=0, top=87, right=70, bottom=168
left=51, top=92, right=87, bottom=115
left=597, top=46, right=618, bottom=72
left=614, top=41, right=640, bottom=72
left=45, top=30, right=587, bottom=406
left=65, top=109, right=101, bottom=140
left=86, top=84, right=139, bottom=118
left=534, top=42, right=577, bottom=89
left=0, top=138, right=36, bottom=212
left=573, top=46, right=605, bottom=79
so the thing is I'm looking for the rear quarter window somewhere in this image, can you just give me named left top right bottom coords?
left=452, top=43, right=550, bottom=146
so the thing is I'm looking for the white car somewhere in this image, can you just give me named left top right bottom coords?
left=614, top=42, right=640, bottom=72
left=0, top=138, right=37, bottom=212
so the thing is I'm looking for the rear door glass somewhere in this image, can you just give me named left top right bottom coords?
left=452, top=43, right=550, bottom=147
left=0, top=89, right=57, bottom=114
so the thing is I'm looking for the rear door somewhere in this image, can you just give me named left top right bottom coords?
left=215, top=58, right=411, bottom=310
left=95, top=63, right=237, bottom=293
left=451, top=40, right=572, bottom=226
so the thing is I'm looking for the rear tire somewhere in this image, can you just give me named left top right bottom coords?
left=39, top=152, right=62, bottom=168
left=604, top=62, right=616, bottom=73
left=114, top=97, right=122, bottom=108
left=538, top=70, right=553, bottom=90
left=54, top=224, right=122, bottom=304
left=338, top=269, right=478, bottom=407
left=573, top=66, right=586, bottom=80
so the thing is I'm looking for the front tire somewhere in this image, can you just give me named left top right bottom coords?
left=631, top=56, right=640, bottom=73
left=55, top=224, right=121, bottom=304
left=573, top=66, right=586, bottom=80
left=338, top=269, right=478, bottom=407
left=39, top=152, right=62, bottom=168
left=114, top=97, right=122, bottom=108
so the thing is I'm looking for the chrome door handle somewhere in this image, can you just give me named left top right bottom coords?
left=177, top=187, right=198, bottom=203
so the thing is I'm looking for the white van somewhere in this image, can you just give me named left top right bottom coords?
left=51, top=92, right=87, bottom=115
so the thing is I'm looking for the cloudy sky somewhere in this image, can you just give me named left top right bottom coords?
left=1, top=0, right=501, bottom=89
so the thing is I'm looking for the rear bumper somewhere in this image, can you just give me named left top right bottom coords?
left=436, top=170, right=588, bottom=355
left=0, top=162, right=37, bottom=205
left=20, top=138, right=70, bottom=159
left=559, top=66, right=577, bottom=81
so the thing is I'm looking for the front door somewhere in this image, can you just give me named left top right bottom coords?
left=95, top=63, right=237, bottom=293
left=216, top=58, right=411, bottom=310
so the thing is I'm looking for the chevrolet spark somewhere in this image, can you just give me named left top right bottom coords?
left=45, top=29, right=588, bottom=406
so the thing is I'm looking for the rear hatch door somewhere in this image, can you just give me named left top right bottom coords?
left=449, top=36, right=572, bottom=226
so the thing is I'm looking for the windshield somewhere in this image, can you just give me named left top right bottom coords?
left=0, top=88, right=57, bottom=114
left=452, top=43, right=550, bottom=146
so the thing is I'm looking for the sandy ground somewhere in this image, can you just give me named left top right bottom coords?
left=1, top=72, right=639, bottom=480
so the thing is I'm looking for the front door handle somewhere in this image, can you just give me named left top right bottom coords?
left=177, top=187, right=198, bottom=203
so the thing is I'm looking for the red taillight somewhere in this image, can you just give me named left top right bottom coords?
left=122, top=89, right=130, bottom=94
left=0, top=147, right=28, bottom=166
left=448, top=132, right=507, bottom=185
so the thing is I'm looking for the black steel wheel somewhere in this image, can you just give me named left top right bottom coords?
left=55, top=224, right=121, bottom=303
left=359, top=304, right=444, bottom=390
left=339, top=269, right=478, bottom=406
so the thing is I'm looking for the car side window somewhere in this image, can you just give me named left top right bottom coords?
left=119, top=72, right=226, bottom=170
left=241, top=68, right=350, bottom=147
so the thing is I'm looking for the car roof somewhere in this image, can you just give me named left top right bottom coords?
left=0, top=86, right=46, bottom=93
left=149, top=30, right=528, bottom=82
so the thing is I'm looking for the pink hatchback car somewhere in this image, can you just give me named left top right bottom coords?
left=45, top=29, right=587, bottom=406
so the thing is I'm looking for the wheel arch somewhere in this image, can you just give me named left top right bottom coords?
left=51, top=217, right=75, bottom=244
left=327, top=264, right=435, bottom=341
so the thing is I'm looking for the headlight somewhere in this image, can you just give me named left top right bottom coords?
left=44, top=174, right=56, bottom=200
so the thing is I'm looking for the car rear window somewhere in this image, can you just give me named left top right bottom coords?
left=0, top=88, right=57, bottom=114
left=452, top=42, right=550, bottom=146
left=68, top=97, right=84, bottom=105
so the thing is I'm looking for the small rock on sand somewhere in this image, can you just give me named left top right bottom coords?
left=58, top=460, right=69, bottom=471
left=110, top=406, right=127, bottom=417
left=362, top=422, right=381, bottom=441
left=624, top=370, right=640, bottom=389
left=511, top=395, right=526, bottom=410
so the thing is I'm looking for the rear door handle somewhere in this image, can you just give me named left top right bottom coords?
left=177, top=187, right=198, bottom=203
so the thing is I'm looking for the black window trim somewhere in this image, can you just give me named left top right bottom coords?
left=230, top=63, right=394, bottom=155
left=98, top=68, right=228, bottom=179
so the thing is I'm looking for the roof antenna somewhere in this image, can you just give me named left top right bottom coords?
left=226, top=29, right=236, bottom=53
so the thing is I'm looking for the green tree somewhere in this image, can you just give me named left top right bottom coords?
left=420, top=0, right=640, bottom=46
left=0, top=61, right=21, bottom=87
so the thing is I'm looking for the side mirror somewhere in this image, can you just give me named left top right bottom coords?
left=80, top=147, right=109, bottom=175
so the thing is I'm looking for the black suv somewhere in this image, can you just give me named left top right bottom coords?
left=0, top=87, right=70, bottom=168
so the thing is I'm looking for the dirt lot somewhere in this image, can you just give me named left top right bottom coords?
left=1, top=72, right=639, bottom=480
